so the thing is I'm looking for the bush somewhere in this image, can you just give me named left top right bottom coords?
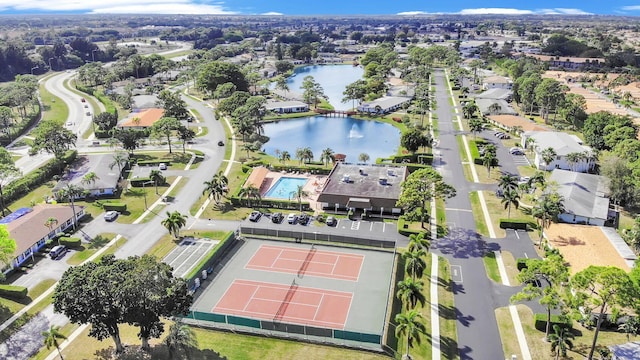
left=0, top=284, right=28, bottom=300
left=473, top=157, right=499, bottom=166
left=58, top=237, right=82, bottom=248
left=137, top=160, right=170, bottom=166
left=102, top=202, right=127, bottom=212
left=534, top=313, right=572, bottom=332
left=500, top=218, right=535, bottom=230
left=516, top=258, right=529, bottom=271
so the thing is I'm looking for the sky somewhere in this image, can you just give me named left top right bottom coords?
left=1, top=1, right=640, bottom=16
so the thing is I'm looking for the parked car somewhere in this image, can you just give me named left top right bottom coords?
left=84, top=104, right=89, bottom=108
left=271, top=212, right=284, bottom=223
left=104, top=211, right=119, bottom=222
left=249, top=211, right=262, bottom=222
left=510, top=149, right=524, bottom=155
left=49, top=245, right=67, bottom=259
left=158, top=163, right=167, bottom=170
left=218, top=141, right=224, bottom=146
left=298, top=213, right=309, bottom=225
left=326, top=216, right=337, bottom=226
left=85, top=111, right=91, bottom=116
left=287, top=213, right=297, bottom=224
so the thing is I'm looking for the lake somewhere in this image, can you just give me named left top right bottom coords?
left=287, top=65, right=364, bottom=111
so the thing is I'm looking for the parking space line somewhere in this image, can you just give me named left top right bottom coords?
left=350, top=222, right=360, bottom=230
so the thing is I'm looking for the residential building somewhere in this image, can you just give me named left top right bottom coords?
left=317, top=163, right=407, bottom=216
left=521, top=131, right=595, bottom=172
left=53, top=153, right=128, bottom=198
left=482, top=75, right=513, bottom=90
left=476, top=98, right=517, bottom=116
left=357, top=96, right=411, bottom=114
left=524, top=54, right=604, bottom=70
left=549, top=169, right=615, bottom=227
left=1, top=204, right=85, bottom=271
left=118, top=108, right=165, bottom=128
left=473, top=88, right=512, bottom=102
left=265, top=100, right=309, bottom=114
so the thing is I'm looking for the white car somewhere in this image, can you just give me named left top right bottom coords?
left=104, top=211, right=119, bottom=222
left=158, top=163, right=167, bottom=170
left=287, top=213, right=297, bottom=224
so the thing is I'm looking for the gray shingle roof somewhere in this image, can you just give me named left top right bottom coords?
left=549, top=169, right=610, bottom=220
left=527, top=131, right=590, bottom=156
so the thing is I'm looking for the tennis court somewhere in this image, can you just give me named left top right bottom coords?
left=245, top=244, right=363, bottom=281
left=189, top=238, right=395, bottom=348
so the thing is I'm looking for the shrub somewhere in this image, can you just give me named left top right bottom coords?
left=533, top=313, right=572, bottom=332
left=102, top=202, right=127, bottom=212
left=499, top=219, right=535, bottom=230
left=137, top=160, right=170, bottom=166
left=0, top=284, right=28, bottom=300
left=516, top=258, right=529, bottom=271
left=58, top=237, right=82, bottom=248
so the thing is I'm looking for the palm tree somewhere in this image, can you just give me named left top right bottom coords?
left=548, top=324, right=574, bottom=360
left=58, top=184, right=84, bottom=231
left=301, top=147, right=314, bottom=164
left=501, top=189, right=520, bottom=218
left=358, top=153, right=370, bottom=163
left=238, top=185, right=261, bottom=207
left=395, top=309, right=427, bottom=360
left=532, top=192, right=565, bottom=249
left=469, top=118, right=484, bottom=138
left=540, top=147, right=557, bottom=172
left=525, top=137, right=536, bottom=155
left=407, top=232, right=430, bottom=253
left=149, top=170, right=165, bottom=195
left=565, top=152, right=584, bottom=172
left=44, top=217, right=58, bottom=233
left=279, top=150, right=291, bottom=164
left=498, top=173, right=519, bottom=193
left=488, top=102, right=502, bottom=115
left=202, top=171, right=228, bottom=205
left=396, top=278, right=426, bottom=309
left=290, top=185, right=309, bottom=212
left=403, top=249, right=427, bottom=280
left=81, top=172, right=99, bottom=189
left=527, top=171, right=546, bottom=190
left=462, top=101, right=478, bottom=120
left=161, top=211, right=187, bottom=239
left=275, top=76, right=289, bottom=97
left=42, top=325, right=67, bottom=360
left=482, top=151, right=497, bottom=177
left=295, top=147, right=305, bottom=165
left=164, top=322, right=198, bottom=359
left=321, top=148, right=334, bottom=167
left=109, top=152, right=129, bottom=180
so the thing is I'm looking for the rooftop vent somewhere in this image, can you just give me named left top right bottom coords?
left=342, top=174, right=351, bottom=183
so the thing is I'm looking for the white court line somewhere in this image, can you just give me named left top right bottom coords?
left=167, top=241, right=205, bottom=267
left=243, top=287, right=261, bottom=312
left=313, top=294, right=325, bottom=320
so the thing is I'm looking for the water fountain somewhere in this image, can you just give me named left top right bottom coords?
left=348, top=124, right=363, bottom=139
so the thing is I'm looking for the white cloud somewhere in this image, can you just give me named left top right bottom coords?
left=0, top=0, right=235, bottom=14
left=260, top=12, right=283, bottom=16
left=544, top=8, right=592, bottom=15
left=459, top=8, right=534, bottom=15
left=397, top=11, right=431, bottom=16
left=621, top=5, right=640, bottom=11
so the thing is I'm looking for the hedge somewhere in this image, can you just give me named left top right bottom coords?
left=0, top=285, right=28, bottom=300
left=377, top=153, right=433, bottom=166
left=473, top=157, right=499, bottom=166
left=533, top=313, right=572, bottom=332
left=2, top=150, right=77, bottom=206
left=58, top=237, right=82, bottom=248
left=516, top=258, right=529, bottom=271
left=500, top=218, right=536, bottom=230
left=102, top=202, right=127, bottom=212
left=137, top=160, right=170, bottom=166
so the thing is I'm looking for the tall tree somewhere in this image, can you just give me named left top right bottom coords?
left=149, top=170, right=165, bottom=195
left=32, top=121, right=77, bottom=172
left=396, top=277, right=426, bottom=309
left=395, top=309, right=427, bottom=360
left=501, top=189, right=520, bottom=218
left=176, top=125, right=196, bottom=153
left=407, top=232, right=430, bottom=253
left=570, top=266, right=638, bottom=360
left=161, top=211, right=187, bottom=239
left=42, top=325, right=67, bottom=360
left=0, top=148, right=20, bottom=216
left=540, top=147, right=557, bottom=171
left=157, top=90, right=189, bottom=121
left=320, top=148, right=334, bottom=167
left=202, top=171, right=228, bottom=205
left=301, top=75, right=326, bottom=109
left=58, top=184, right=84, bottom=231
left=81, top=172, right=99, bottom=189
left=401, top=128, right=431, bottom=154
left=238, top=185, right=261, bottom=207
left=468, top=118, right=484, bottom=138
left=396, top=168, right=456, bottom=228
left=531, top=191, right=565, bottom=248
left=164, top=322, right=198, bottom=359
left=109, top=152, right=129, bottom=180
left=151, top=117, right=181, bottom=154
left=498, top=173, right=519, bottom=193
left=290, top=184, right=309, bottom=212
left=403, top=248, right=427, bottom=280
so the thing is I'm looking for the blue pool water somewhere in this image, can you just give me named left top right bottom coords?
left=264, top=177, right=309, bottom=199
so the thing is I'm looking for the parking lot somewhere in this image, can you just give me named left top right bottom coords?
left=511, top=153, right=531, bottom=166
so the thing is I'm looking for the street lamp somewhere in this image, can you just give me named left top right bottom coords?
left=92, top=49, right=98, bottom=62
left=142, top=181, right=154, bottom=209
left=48, top=57, right=55, bottom=71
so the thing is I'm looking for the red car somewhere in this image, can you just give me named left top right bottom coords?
left=81, top=98, right=86, bottom=103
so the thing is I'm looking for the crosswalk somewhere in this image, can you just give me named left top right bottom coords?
left=511, top=154, right=530, bottom=166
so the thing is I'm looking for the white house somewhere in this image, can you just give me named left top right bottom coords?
left=549, top=169, right=615, bottom=227
left=265, top=100, right=309, bottom=114
left=521, top=131, right=595, bottom=172
left=357, top=96, right=411, bottom=114
left=482, top=75, right=513, bottom=90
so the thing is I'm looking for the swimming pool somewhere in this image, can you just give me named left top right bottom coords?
left=264, top=177, right=309, bottom=199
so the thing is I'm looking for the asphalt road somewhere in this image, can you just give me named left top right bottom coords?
left=430, top=69, right=541, bottom=360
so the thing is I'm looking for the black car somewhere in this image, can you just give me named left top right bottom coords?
left=298, top=213, right=310, bottom=225
left=271, top=212, right=284, bottom=223
left=218, top=141, right=225, bottom=146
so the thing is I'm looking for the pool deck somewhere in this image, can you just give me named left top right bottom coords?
left=259, top=171, right=327, bottom=213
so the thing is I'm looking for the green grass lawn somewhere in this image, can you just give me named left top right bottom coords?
left=483, top=252, right=501, bottom=283
left=469, top=192, right=489, bottom=237
left=38, top=82, right=68, bottom=124
left=65, top=233, right=117, bottom=265
left=438, top=257, right=459, bottom=360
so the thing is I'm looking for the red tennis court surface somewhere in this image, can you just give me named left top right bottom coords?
left=213, top=279, right=352, bottom=329
left=245, top=244, right=364, bottom=281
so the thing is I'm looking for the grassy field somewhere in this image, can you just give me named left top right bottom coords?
left=438, top=257, right=459, bottom=360
left=65, top=233, right=117, bottom=265
left=483, top=252, right=501, bottom=283
left=469, top=192, right=489, bottom=237
left=38, top=81, right=68, bottom=124
left=481, top=190, right=534, bottom=238
left=0, top=278, right=57, bottom=324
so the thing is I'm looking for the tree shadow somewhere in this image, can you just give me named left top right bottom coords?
left=433, top=228, right=499, bottom=258
left=438, top=303, right=457, bottom=321
left=89, top=235, right=111, bottom=249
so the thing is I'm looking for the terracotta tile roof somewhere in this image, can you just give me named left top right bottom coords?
left=120, top=108, right=165, bottom=128
left=6, top=204, right=82, bottom=255
left=244, top=166, right=269, bottom=190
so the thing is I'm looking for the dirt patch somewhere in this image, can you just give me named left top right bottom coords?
left=545, top=224, right=630, bottom=274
